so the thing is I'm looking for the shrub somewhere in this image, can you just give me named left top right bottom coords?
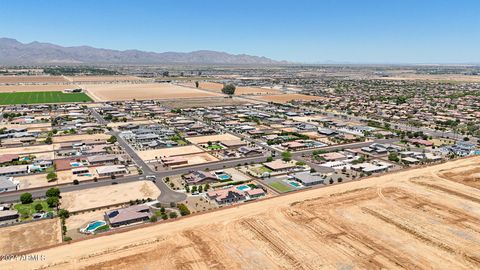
left=20, top=193, right=33, bottom=204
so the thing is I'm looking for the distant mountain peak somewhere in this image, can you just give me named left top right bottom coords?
left=0, top=37, right=285, bottom=65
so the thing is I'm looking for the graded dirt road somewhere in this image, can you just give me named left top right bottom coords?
left=3, top=156, right=480, bottom=270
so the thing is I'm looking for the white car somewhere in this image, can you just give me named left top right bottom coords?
left=146, top=175, right=157, bottom=180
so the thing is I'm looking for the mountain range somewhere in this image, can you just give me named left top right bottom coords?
left=0, top=38, right=284, bottom=65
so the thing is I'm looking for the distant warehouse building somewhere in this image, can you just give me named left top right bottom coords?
left=0, top=177, right=19, bottom=192
left=96, top=165, right=128, bottom=177
left=291, top=172, right=325, bottom=186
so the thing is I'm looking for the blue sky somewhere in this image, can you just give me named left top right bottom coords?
left=0, top=0, right=479, bottom=63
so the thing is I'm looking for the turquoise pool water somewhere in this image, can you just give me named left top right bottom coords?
left=289, top=181, right=301, bottom=188
left=71, top=162, right=82, bottom=167
left=217, top=174, right=231, bottom=181
left=236, top=185, right=251, bottom=191
left=85, top=220, right=106, bottom=232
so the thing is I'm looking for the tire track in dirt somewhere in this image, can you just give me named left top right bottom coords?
left=283, top=206, right=419, bottom=269
left=181, top=230, right=228, bottom=270
left=240, top=218, right=312, bottom=270
left=362, top=207, right=480, bottom=268
left=411, top=181, right=480, bottom=204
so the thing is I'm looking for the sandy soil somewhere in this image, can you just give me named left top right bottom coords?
left=186, top=133, right=241, bottom=144
left=4, top=156, right=480, bottom=270
left=0, top=76, right=68, bottom=84
left=80, top=83, right=225, bottom=102
left=187, top=82, right=282, bottom=95
left=179, top=152, right=219, bottom=167
left=52, top=134, right=110, bottom=143
left=136, top=145, right=204, bottom=160
left=66, top=76, right=144, bottom=83
left=0, top=145, right=53, bottom=155
left=252, top=94, right=326, bottom=103
left=0, top=84, right=80, bottom=92
left=0, top=218, right=61, bottom=254
left=0, top=123, right=52, bottom=131
left=60, top=181, right=160, bottom=212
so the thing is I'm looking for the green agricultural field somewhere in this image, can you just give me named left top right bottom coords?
left=0, top=91, right=92, bottom=105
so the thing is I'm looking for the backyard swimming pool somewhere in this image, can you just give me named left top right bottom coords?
left=217, top=174, right=231, bottom=181
left=236, top=185, right=251, bottom=191
left=81, top=220, right=107, bottom=233
left=288, top=181, right=301, bottom=188
left=70, top=162, right=83, bottom=167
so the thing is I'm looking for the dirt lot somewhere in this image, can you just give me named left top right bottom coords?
left=0, top=144, right=53, bottom=155
left=0, top=84, right=80, bottom=92
left=186, top=82, right=281, bottom=95
left=81, top=83, right=224, bottom=101
left=66, top=76, right=144, bottom=83
left=252, top=93, right=326, bottom=103
left=0, top=76, right=68, bottom=84
left=179, top=152, right=219, bottom=167
left=4, top=156, right=480, bottom=270
left=0, top=218, right=61, bottom=254
left=136, top=145, right=204, bottom=161
left=60, top=181, right=160, bottom=212
left=186, top=133, right=241, bottom=144
left=0, top=122, right=52, bottom=131
left=52, top=134, right=110, bottom=143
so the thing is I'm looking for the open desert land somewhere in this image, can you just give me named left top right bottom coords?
left=0, top=122, right=51, bottom=132
left=60, top=181, right=160, bottom=213
left=0, top=218, right=62, bottom=255
left=4, top=156, right=480, bottom=270
left=65, top=75, right=144, bottom=83
left=0, top=75, right=68, bottom=84
left=52, top=133, right=111, bottom=143
left=186, top=133, right=241, bottom=144
left=252, top=93, right=327, bottom=103
left=80, top=83, right=225, bottom=102
left=174, top=152, right=219, bottom=167
left=0, top=144, right=53, bottom=155
left=0, top=84, right=80, bottom=92
left=135, top=145, right=204, bottom=161
left=184, top=81, right=282, bottom=95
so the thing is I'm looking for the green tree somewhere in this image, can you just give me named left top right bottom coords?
left=44, top=136, right=53, bottom=144
left=46, top=187, right=60, bottom=198
left=47, top=172, right=57, bottom=181
left=169, top=212, right=178, bottom=219
left=177, top=203, right=191, bottom=216
left=221, top=84, right=236, bottom=95
left=266, top=156, right=273, bottom=162
left=388, top=152, right=400, bottom=162
left=46, top=196, right=59, bottom=208
left=34, top=203, right=43, bottom=212
left=20, top=193, right=33, bottom=204
left=58, top=209, right=70, bottom=219
left=107, top=135, right=117, bottom=144
left=281, top=151, right=292, bottom=162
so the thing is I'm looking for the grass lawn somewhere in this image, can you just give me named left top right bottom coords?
left=14, top=200, right=54, bottom=220
left=0, top=91, right=92, bottom=105
left=269, top=182, right=292, bottom=193
left=207, top=144, right=223, bottom=150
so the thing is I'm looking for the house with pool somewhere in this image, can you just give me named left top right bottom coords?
left=105, top=204, right=151, bottom=227
left=207, top=184, right=266, bottom=205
